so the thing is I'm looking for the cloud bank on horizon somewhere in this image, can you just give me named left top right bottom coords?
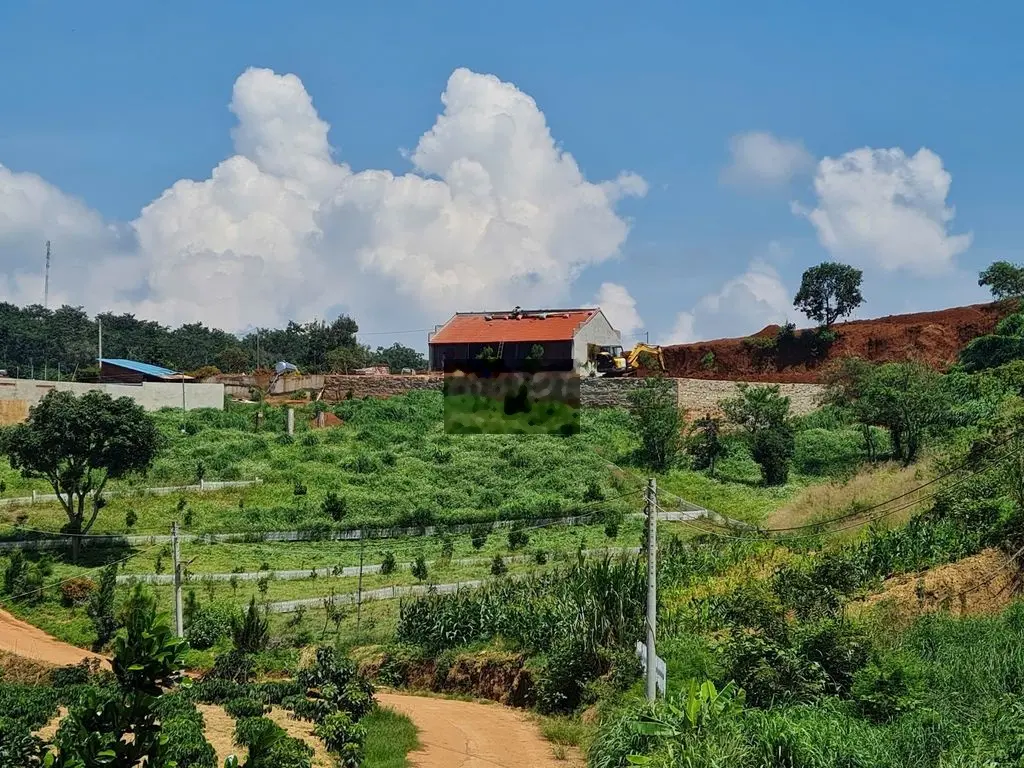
left=0, top=68, right=973, bottom=347
left=0, top=67, right=647, bottom=335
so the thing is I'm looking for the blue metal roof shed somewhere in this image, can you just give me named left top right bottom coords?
left=99, top=359, right=193, bottom=383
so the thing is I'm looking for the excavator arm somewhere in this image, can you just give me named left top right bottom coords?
left=627, top=343, right=665, bottom=372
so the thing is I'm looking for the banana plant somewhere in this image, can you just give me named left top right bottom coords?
left=626, top=679, right=744, bottom=764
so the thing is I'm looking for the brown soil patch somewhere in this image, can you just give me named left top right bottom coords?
left=378, top=691, right=583, bottom=768
left=197, top=704, right=244, bottom=766
left=0, top=649, right=55, bottom=684
left=266, top=707, right=333, bottom=767
left=0, top=608, right=109, bottom=669
left=35, top=707, right=67, bottom=742
left=767, top=462, right=928, bottom=532
left=853, top=548, right=1024, bottom=624
left=659, top=301, right=1011, bottom=382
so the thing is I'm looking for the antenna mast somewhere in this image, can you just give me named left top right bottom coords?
left=43, top=241, right=51, bottom=309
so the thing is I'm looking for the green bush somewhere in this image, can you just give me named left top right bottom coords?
left=321, top=491, right=347, bottom=522
left=186, top=603, right=235, bottom=650
left=796, top=619, right=872, bottom=697
left=852, top=654, right=924, bottom=723
left=379, top=550, right=397, bottom=576
left=750, top=424, right=794, bottom=486
left=490, top=555, right=508, bottom=576
left=507, top=528, right=530, bottom=551
left=224, top=697, right=269, bottom=718
left=314, top=711, right=366, bottom=767
left=0, top=717, right=43, bottom=768
left=723, top=634, right=826, bottom=708
left=161, top=714, right=217, bottom=767
left=534, top=638, right=600, bottom=714
left=792, top=427, right=865, bottom=476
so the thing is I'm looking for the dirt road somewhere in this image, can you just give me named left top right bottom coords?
left=377, top=692, right=581, bottom=768
left=0, top=608, right=108, bottom=668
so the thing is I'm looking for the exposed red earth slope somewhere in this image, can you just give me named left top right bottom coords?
left=658, top=302, right=1012, bottom=383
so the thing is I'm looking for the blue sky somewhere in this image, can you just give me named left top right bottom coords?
left=1, top=1, right=1021, bottom=348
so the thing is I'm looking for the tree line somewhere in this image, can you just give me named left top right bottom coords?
left=0, top=302, right=426, bottom=378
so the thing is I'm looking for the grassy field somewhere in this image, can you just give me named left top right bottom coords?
left=0, top=390, right=888, bottom=674
left=362, top=706, right=421, bottom=768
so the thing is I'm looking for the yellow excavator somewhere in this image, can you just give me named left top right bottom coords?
left=587, top=343, right=665, bottom=377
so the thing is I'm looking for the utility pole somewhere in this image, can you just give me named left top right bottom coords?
left=98, top=318, right=103, bottom=380
left=172, top=522, right=184, bottom=638
left=356, top=530, right=365, bottom=637
left=43, top=241, right=51, bottom=309
left=645, top=477, right=658, bottom=701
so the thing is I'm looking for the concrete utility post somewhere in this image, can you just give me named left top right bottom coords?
left=172, top=521, right=184, bottom=638
left=645, top=476, right=658, bottom=701
left=287, top=408, right=295, bottom=436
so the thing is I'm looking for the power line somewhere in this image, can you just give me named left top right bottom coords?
left=756, top=434, right=1022, bottom=533
left=2, top=543, right=162, bottom=605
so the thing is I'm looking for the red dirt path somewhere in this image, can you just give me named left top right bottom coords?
left=659, top=302, right=1011, bottom=383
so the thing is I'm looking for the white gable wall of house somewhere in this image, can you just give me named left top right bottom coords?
left=571, top=311, right=622, bottom=370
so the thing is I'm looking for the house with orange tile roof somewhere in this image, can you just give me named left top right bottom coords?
left=428, top=307, right=622, bottom=372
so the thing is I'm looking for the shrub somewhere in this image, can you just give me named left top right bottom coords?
left=86, top=562, right=118, bottom=649
left=293, top=480, right=307, bottom=496
left=490, top=555, right=508, bottom=576
left=0, top=716, right=44, bottom=767
left=852, top=654, right=924, bottom=723
left=723, top=633, right=827, bottom=708
left=793, top=427, right=864, bottom=476
left=321, top=491, right=347, bottom=522
left=534, top=550, right=548, bottom=565
left=379, top=551, right=397, bottom=576
left=187, top=603, right=235, bottom=650
left=224, top=697, right=269, bottom=718
left=207, top=650, right=255, bottom=684
left=470, top=528, right=488, bottom=550
left=125, top=508, right=138, bottom=528
left=234, top=716, right=313, bottom=768
left=60, top=576, right=96, bottom=607
left=751, top=423, right=795, bottom=486
left=232, top=597, right=270, bottom=654
left=410, top=555, right=428, bottom=582
left=314, top=711, right=366, bottom=768
left=534, top=639, right=601, bottom=714
left=161, top=714, right=217, bottom=768
left=507, top=528, right=530, bottom=551
left=797, top=619, right=871, bottom=696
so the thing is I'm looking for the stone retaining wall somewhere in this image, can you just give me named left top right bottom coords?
left=221, top=372, right=824, bottom=415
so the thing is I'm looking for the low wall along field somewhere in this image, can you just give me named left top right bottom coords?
left=274, top=373, right=823, bottom=417
left=0, top=378, right=225, bottom=425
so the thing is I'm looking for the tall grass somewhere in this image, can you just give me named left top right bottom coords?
left=360, top=706, right=420, bottom=768
left=396, top=554, right=646, bottom=655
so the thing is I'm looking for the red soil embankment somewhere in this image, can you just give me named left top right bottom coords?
left=661, top=302, right=1011, bottom=383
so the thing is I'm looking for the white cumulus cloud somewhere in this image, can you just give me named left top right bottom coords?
left=658, top=260, right=791, bottom=345
left=793, top=147, right=972, bottom=274
left=722, top=131, right=814, bottom=187
left=593, top=282, right=643, bottom=341
left=0, top=67, right=646, bottom=333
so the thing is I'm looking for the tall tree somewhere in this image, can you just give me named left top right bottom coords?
left=373, top=342, right=427, bottom=372
left=978, top=261, right=1024, bottom=300
left=793, top=262, right=864, bottom=327
left=628, top=377, right=683, bottom=471
left=2, top=391, right=160, bottom=561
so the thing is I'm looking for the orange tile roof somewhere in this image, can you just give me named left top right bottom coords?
left=430, top=309, right=597, bottom=344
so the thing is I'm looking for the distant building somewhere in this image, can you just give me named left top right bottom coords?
left=99, top=358, right=193, bottom=385
left=428, top=307, right=621, bottom=372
